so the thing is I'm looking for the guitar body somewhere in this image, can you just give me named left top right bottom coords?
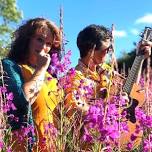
left=130, top=83, right=145, bottom=107
left=120, top=120, right=143, bottom=149
left=120, top=83, right=145, bottom=149
left=119, top=27, right=152, bottom=149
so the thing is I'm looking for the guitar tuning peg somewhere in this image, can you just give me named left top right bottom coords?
left=139, top=30, right=145, bottom=37
left=139, top=32, right=143, bottom=37
left=140, top=27, right=152, bottom=42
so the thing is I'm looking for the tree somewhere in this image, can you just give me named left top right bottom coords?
left=117, top=48, right=152, bottom=75
left=117, top=49, right=136, bottom=74
left=0, top=0, right=22, bottom=58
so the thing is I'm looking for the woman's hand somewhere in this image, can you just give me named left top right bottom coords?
left=23, top=53, right=51, bottom=104
left=36, top=53, right=51, bottom=71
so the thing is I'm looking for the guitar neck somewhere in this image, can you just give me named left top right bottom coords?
left=123, top=55, right=144, bottom=94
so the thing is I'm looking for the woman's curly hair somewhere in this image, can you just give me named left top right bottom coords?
left=8, top=17, right=61, bottom=63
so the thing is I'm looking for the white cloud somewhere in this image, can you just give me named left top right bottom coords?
left=113, top=30, right=127, bottom=38
left=130, top=28, right=139, bottom=36
left=135, top=13, right=152, bottom=24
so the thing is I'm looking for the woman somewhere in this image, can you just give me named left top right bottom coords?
left=2, top=17, right=62, bottom=151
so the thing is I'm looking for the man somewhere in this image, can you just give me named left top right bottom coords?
left=65, top=24, right=151, bottom=150
left=66, top=25, right=126, bottom=111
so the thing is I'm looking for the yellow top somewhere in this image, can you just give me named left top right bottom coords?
left=20, top=64, right=62, bottom=151
left=64, top=61, right=113, bottom=114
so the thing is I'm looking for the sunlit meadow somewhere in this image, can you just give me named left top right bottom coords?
left=0, top=50, right=152, bottom=152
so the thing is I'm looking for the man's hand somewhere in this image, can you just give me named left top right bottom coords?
left=120, top=92, right=130, bottom=107
left=136, top=41, right=152, bottom=59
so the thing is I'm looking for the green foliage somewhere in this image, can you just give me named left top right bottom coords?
left=117, top=50, right=136, bottom=74
left=117, top=48, right=152, bottom=75
left=0, top=0, right=22, bottom=58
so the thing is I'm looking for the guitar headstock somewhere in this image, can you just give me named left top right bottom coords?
left=136, top=27, right=152, bottom=57
left=140, top=27, right=152, bottom=42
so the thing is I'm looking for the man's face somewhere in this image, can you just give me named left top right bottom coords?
left=93, top=38, right=111, bottom=65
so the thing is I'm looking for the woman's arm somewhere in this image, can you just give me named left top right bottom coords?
left=22, top=53, right=51, bottom=104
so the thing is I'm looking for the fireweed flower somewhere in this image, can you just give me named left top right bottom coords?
left=120, top=121, right=129, bottom=133
left=101, top=146, right=113, bottom=152
left=143, top=139, right=152, bottom=151
left=13, top=125, right=35, bottom=142
left=6, top=146, right=11, bottom=152
left=6, top=92, right=14, bottom=101
left=126, top=142, right=133, bottom=151
left=59, top=67, right=76, bottom=89
left=0, top=86, right=19, bottom=151
left=105, top=124, right=120, bottom=141
left=84, top=103, right=103, bottom=124
left=75, top=80, right=94, bottom=101
left=1, top=85, right=35, bottom=151
left=130, top=133, right=137, bottom=141
left=0, top=86, right=7, bottom=94
left=0, top=88, right=16, bottom=113
left=139, top=77, right=145, bottom=88
left=82, top=96, right=132, bottom=148
left=17, top=48, right=151, bottom=152
left=82, top=127, right=93, bottom=142
left=2, top=93, right=16, bottom=113
left=44, top=122, right=57, bottom=137
left=48, top=50, right=72, bottom=78
left=136, top=107, right=152, bottom=128
left=0, top=141, right=4, bottom=150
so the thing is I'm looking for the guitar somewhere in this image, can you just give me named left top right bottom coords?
left=120, top=27, right=152, bottom=148
left=123, top=27, right=152, bottom=123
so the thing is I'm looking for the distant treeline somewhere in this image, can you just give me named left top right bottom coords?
left=117, top=48, right=152, bottom=75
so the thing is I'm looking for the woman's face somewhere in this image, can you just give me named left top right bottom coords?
left=28, top=29, right=53, bottom=65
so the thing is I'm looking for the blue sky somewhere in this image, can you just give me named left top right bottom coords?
left=17, top=0, right=152, bottom=66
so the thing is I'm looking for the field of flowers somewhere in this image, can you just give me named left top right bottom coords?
left=0, top=51, right=152, bottom=152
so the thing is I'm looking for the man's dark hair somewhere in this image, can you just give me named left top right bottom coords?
left=77, top=24, right=111, bottom=58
